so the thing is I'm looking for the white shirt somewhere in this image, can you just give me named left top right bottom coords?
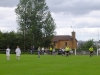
left=62, top=49, right=65, bottom=52
left=53, top=48, right=55, bottom=52
left=15, top=48, right=21, bottom=56
left=38, top=47, right=41, bottom=52
left=42, top=47, right=44, bottom=51
left=6, top=48, right=10, bottom=56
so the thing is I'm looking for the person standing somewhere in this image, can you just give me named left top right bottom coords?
left=15, top=46, right=21, bottom=60
left=30, top=46, right=33, bottom=54
left=32, top=46, right=34, bottom=54
left=6, top=46, right=10, bottom=60
left=38, top=47, right=41, bottom=58
left=50, top=46, right=53, bottom=55
left=52, top=47, right=56, bottom=56
left=65, top=46, right=70, bottom=57
left=89, top=46, right=94, bottom=57
left=41, top=47, right=44, bottom=55
left=61, top=48, right=65, bottom=56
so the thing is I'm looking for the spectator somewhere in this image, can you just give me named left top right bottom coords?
left=52, top=47, right=56, bottom=56
left=41, top=47, right=44, bottom=55
left=49, top=46, right=53, bottom=55
left=61, top=48, right=65, bottom=56
left=38, top=47, right=41, bottom=58
left=30, top=46, right=33, bottom=54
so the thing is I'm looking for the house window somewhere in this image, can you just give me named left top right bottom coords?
left=65, top=42, right=67, bottom=46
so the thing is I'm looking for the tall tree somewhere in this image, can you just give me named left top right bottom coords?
left=15, top=0, right=56, bottom=49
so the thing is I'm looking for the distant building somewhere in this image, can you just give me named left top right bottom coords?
left=93, top=40, right=100, bottom=48
left=52, top=31, right=77, bottom=49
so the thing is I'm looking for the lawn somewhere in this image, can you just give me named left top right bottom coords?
left=0, top=54, right=100, bottom=75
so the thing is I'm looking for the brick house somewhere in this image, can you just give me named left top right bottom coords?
left=52, top=31, right=77, bottom=49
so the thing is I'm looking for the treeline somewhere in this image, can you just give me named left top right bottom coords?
left=0, top=30, right=55, bottom=52
left=0, top=31, right=29, bottom=51
left=77, top=39, right=97, bottom=51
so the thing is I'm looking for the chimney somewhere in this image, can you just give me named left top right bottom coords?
left=72, top=31, right=75, bottom=39
left=72, top=31, right=76, bottom=49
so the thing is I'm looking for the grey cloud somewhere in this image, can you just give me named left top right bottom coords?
left=0, top=0, right=19, bottom=7
left=72, top=22, right=100, bottom=28
left=1, top=0, right=100, bottom=15
left=46, top=0, right=100, bottom=15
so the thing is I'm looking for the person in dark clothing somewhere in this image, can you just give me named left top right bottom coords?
left=30, top=46, right=34, bottom=54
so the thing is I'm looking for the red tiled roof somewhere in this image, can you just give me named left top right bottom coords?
left=52, top=35, right=72, bottom=42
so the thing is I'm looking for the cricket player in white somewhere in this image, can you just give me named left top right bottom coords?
left=15, top=46, right=21, bottom=60
left=6, top=46, right=10, bottom=60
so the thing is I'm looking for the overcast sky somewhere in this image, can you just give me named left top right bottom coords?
left=0, top=0, right=100, bottom=41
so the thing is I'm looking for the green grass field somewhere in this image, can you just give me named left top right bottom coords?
left=0, top=54, right=100, bottom=75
